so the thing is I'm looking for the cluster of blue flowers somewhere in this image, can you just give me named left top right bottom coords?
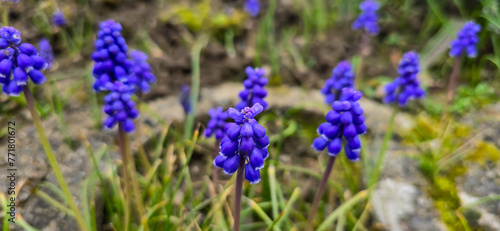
left=321, top=61, right=355, bottom=104
left=449, top=21, right=481, bottom=58
left=205, top=107, right=228, bottom=140
left=52, top=10, right=67, bottom=27
left=352, top=0, right=380, bottom=35
left=0, top=27, right=47, bottom=96
left=38, top=38, right=54, bottom=69
left=383, top=51, right=424, bottom=107
left=214, top=103, right=269, bottom=184
left=244, top=0, right=260, bottom=18
left=130, top=50, right=156, bottom=93
left=312, top=88, right=367, bottom=161
left=236, top=66, right=268, bottom=111
left=92, top=19, right=133, bottom=92
left=103, top=82, right=139, bottom=133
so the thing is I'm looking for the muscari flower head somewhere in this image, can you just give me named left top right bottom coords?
left=180, top=85, right=192, bottom=114
left=92, top=20, right=133, bottom=92
left=321, top=61, right=355, bottom=105
left=449, top=21, right=481, bottom=58
left=213, top=103, right=269, bottom=184
left=205, top=107, right=228, bottom=140
left=383, top=51, right=424, bottom=107
left=130, top=50, right=156, bottom=93
left=236, top=66, right=268, bottom=111
left=52, top=10, right=67, bottom=27
left=352, top=0, right=380, bottom=35
left=312, top=88, right=367, bottom=161
left=0, top=27, right=47, bottom=96
left=38, top=38, right=54, bottom=69
left=244, top=0, right=260, bottom=17
left=103, top=81, right=139, bottom=133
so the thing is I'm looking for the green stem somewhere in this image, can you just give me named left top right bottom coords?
left=233, top=156, right=246, bottom=231
left=183, top=35, right=207, bottom=141
left=370, top=109, right=397, bottom=186
left=355, top=32, right=370, bottom=89
left=443, top=57, right=462, bottom=116
left=2, top=5, right=9, bottom=26
left=118, top=124, right=148, bottom=230
left=306, top=156, right=336, bottom=231
left=117, top=124, right=131, bottom=231
left=23, top=86, right=89, bottom=231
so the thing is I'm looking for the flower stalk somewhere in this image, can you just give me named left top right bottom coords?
left=306, top=155, right=336, bottom=231
left=233, top=156, right=246, bottom=231
left=23, top=86, right=89, bottom=231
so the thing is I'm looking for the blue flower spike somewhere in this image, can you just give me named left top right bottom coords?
left=130, top=50, right=156, bottom=93
left=92, top=20, right=133, bottom=92
left=236, top=66, right=268, bottom=111
left=205, top=107, right=228, bottom=140
left=0, top=27, right=48, bottom=96
left=103, top=81, right=139, bottom=133
left=449, top=21, right=481, bottom=58
left=52, top=10, right=67, bottom=27
left=312, top=88, right=366, bottom=161
left=352, top=0, right=380, bottom=35
left=180, top=85, right=192, bottom=114
left=321, top=61, right=355, bottom=104
left=38, top=38, right=54, bottom=70
left=244, top=0, right=260, bottom=17
left=214, top=103, right=268, bottom=184
left=383, top=51, right=425, bottom=107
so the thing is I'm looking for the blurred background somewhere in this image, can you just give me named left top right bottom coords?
left=0, top=0, right=499, bottom=230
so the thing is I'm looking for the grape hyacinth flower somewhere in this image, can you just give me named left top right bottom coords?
left=352, top=0, right=380, bottom=35
left=236, top=66, right=268, bottom=111
left=449, top=21, right=481, bottom=58
left=0, top=27, right=47, bottom=96
left=321, top=61, right=355, bottom=104
left=180, top=85, right=192, bottom=114
left=244, top=0, right=260, bottom=17
left=38, top=38, right=54, bottom=69
left=214, top=103, right=268, bottom=231
left=307, top=88, right=366, bottom=229
left=0, top=26, right=88, bottom=231
left=130, top=50, right=156, bottom=93
left=312, top=88, right=367, bottom=161
left=213, top=103, right=268, bottom=183
left=205, top=107, right=228, bottom=140
left=383, top=51, right=424, bottom=107
left=103, top=81, right=139, bottom=133
left=92, top=20, right=133, bottom=92
left=52, top=10, right=67, bottom=27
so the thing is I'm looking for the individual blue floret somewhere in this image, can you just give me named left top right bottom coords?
left=91, top=20, right=133, bottom=92
left=321, top=61, right=355, bottom=105
left=312, top=88, right=366, bottom=161
left=129, top=50, right=156, bottom=93
left=244, top=0, right=260, bottom=17
left=352, top=0, right=380, bottom=35
left=236, top=66, right=268, bottom=111
left=38, top=38, right=54, bottom=70
left=103, top=81, right=139, bottom=133
left=0, top=27, right=47, bottom=96
left=383, top=51, right=425, bottom=107
left=213, top=103, right=269, bottom=184
left=52, top=10, right=67, bottom=27
left=449, top=21, right=481, bottom=58
left=205, top=107, right=228, bottom=140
